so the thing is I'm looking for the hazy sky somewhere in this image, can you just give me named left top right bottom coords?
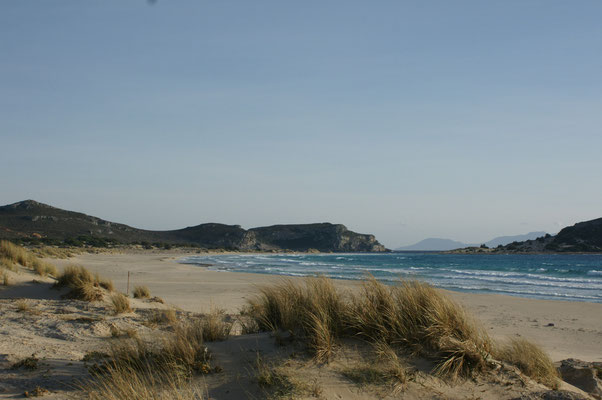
left=2, top=1, right=602, bottom=248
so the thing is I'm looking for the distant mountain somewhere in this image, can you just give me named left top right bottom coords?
left=484, top=232, right=547, bottom=248
left=395, top=238, right=470, bottom=251
left=397, top=231, right=550, bottom=251
left=0, top=200, right=387, bottom=252
left=498, top=218, right=602, bottom=253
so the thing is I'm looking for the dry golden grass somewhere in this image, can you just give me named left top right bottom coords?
left=0, top=240, right=32, bottom=266
left=254, top=354, right=303, bottom=399
left=32, top=259, right=58, bottom=277
left=99, top=278, right=114, bottom=291
left=496, top=338, right=559, bottom=389
left=111, top=293, right=132, bottom=314
left=95, top=273, right=114, bottom=291
left=2, top=271, right=10, bottom=286
left=200, top=308, right=232, bottom=342
left=1, top=256, right=18, bottom=272
left=106, top=320, right=213, bottom=378
left=133, top=285, right=151, bottom=299
left=247, top=276, right=494, bottom=377
left=30, top=246, right=77, bottom=259
left=85, top=358, right=205, bottom=400
left=145, top=309, right=178, bottom=327
left=16, top=299, right=32, bottom=313
left=1, top=241, right=59, bottom=277
left=247, top=276, right=346, bottom=362
left=353, top=279, right=492, bottom=378
left=55, top=265, right=104, bottom=301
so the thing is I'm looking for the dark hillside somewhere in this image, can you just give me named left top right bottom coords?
left=0, top=200, right=386, bottom=252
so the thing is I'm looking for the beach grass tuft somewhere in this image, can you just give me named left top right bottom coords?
left=496, top=338, right=559, bottom=389
left=1, top=240, right=60, bottom=277
left=200, top=308, right=232, bottom=342
left=16, top=299, right=32, bottom=313
left=111, top=293, right=132, bottom=314
left=55, top=264, right=104, bottom=301
left=0, top=240, right=32, bottom=267
left=247, top=276, right=345, bottom=362
left=254, top=354, right=301, bottom=399
left=247, top=275, right=493, bottom=377
left=133, top=285, right=150, bottom=299
left=2, top=271, right=10, bottom=286
left=1, top=256, right=18, bottom=272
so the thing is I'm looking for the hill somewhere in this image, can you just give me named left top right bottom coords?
left=483, top=231, right=547, bottom=248
left=395, top=238, right=469, bottom=251
left=0, top=200, right=386, bottom=252
left=396, top=231, right=549, bottom=251
left=499, top=218, right=602, bottom=253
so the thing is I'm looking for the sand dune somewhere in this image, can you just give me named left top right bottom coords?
left=1, top=249, right=600, bottom=399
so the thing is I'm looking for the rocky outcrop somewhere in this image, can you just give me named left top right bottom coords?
left=558, top=359, right=602, bottom=399
left=250, top=223, right=387, bottom=252
left=0, top=200, right=387, bottom=252
left=546, top=219, right=602, bottom=252
left=457, top=217, right=602, bottom=253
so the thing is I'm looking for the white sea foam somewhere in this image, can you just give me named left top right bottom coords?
left=179, top=253, right=602, bottom=303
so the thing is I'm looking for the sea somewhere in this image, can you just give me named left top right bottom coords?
left=179, top=252, right=602, bottom=303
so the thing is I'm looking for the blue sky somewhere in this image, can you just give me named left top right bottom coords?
left=1, top=1, right=601, bottom=248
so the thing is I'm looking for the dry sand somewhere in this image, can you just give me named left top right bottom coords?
left=51, top=250, right=602, bottom=363
left=1, top=249, right=600, bottom=399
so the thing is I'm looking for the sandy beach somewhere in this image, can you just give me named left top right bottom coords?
left=51, top=250, right=602, bottom=363
left=2, top=249, right=601, bottom=399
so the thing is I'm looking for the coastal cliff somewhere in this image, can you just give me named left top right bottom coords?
left=452, top=217, right=602, bottom=253
left=0, top=200, right=387, bottom=252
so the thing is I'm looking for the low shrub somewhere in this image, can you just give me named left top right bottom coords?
left=11, top=355, right=39, bottom=370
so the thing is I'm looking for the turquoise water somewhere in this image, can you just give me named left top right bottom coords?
left=179, top=253, right=602, bottom=303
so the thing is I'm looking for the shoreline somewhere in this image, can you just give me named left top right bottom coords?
left=178, top=251, right=602, bottom=305
left=46, top=250, right=602, bottom=363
